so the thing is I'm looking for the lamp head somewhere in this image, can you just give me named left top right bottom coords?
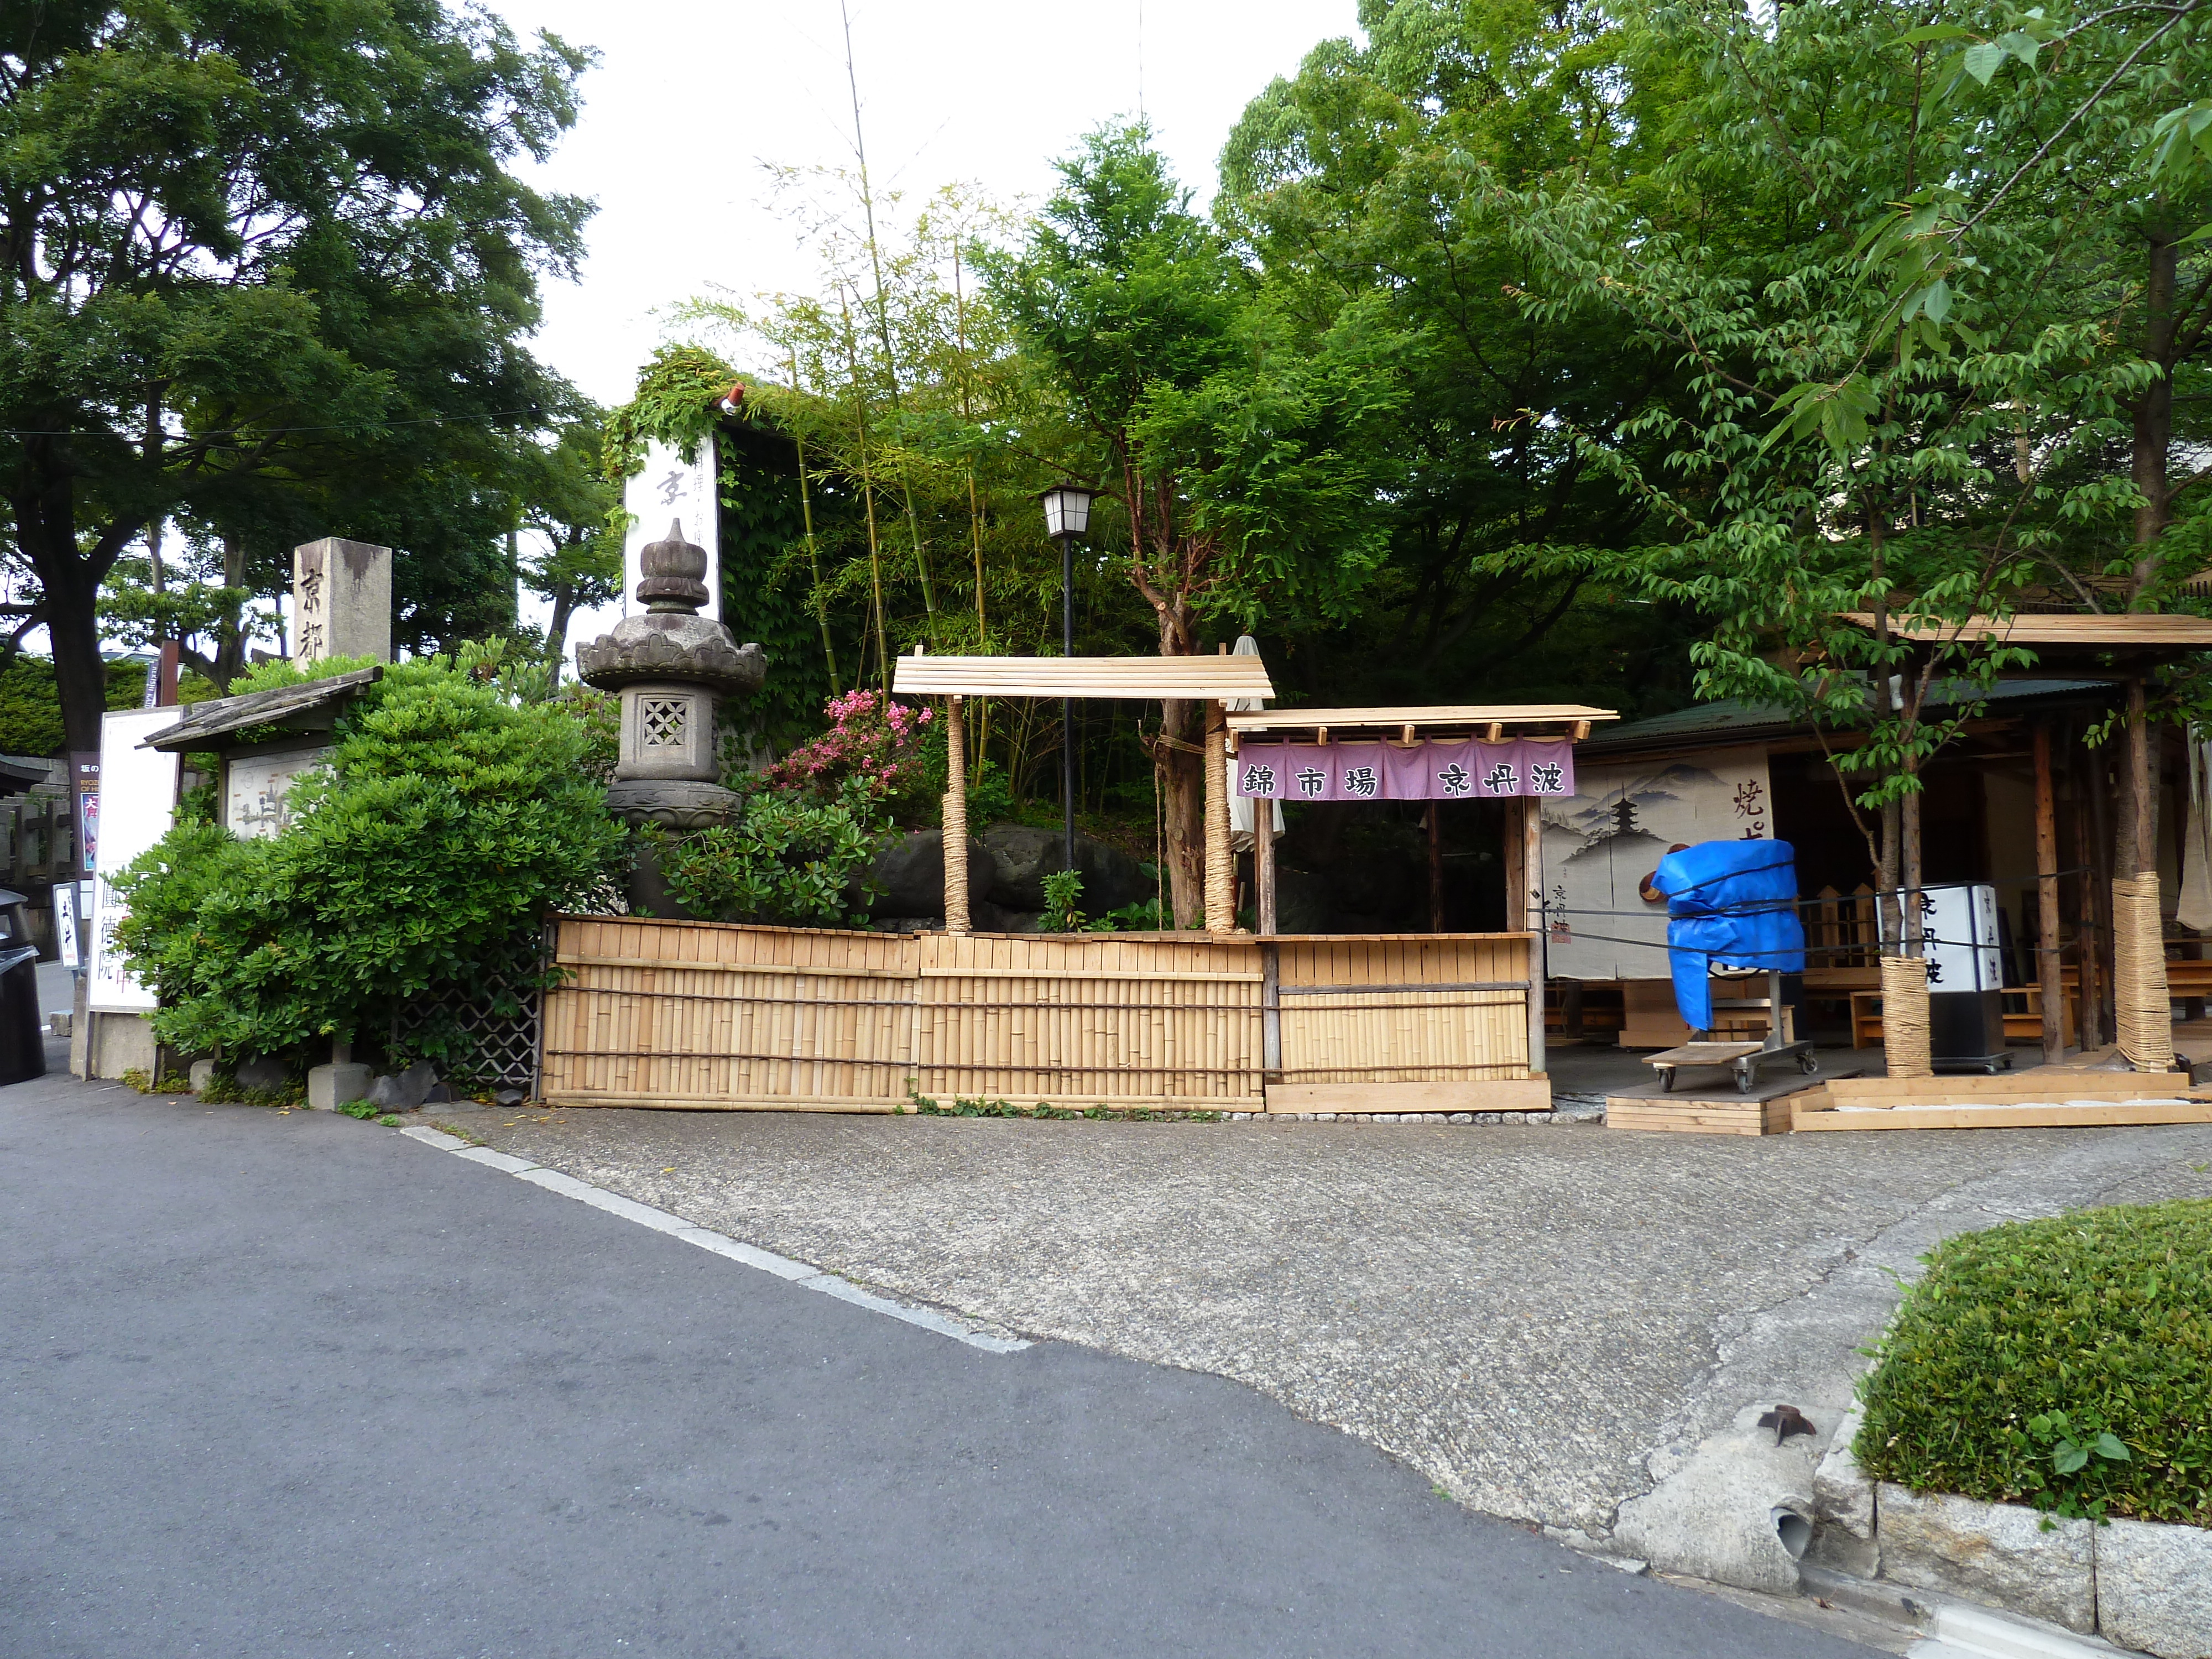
left=1039, top=483, right=1095, bottom=540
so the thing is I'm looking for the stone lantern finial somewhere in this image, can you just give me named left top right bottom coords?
left=637, top=518, right=711, bottom=614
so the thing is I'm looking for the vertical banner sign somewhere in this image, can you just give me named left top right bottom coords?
left=86, top=707, right=182, bottom=1014
left=623, top=437, right=721, bottom=623
left=70, top=750, right=99, bottom=880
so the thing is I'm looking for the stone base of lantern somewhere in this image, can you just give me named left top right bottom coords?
left=605, top=778, right=744, bottom=919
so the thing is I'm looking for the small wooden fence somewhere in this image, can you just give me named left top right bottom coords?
left=539, top=917, right=1546, bottom=1114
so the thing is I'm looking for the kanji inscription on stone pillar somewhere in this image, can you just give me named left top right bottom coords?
left=292, top=538, right=393, bottom=664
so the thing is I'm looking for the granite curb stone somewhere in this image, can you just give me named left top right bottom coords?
left=2090, top=1515, right=2212, bottom=1659
left=1874, top=1484, right=2095, bottom=1633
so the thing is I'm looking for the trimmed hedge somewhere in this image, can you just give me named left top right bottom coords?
left=1855, top=1197, right=2211, bottom=1525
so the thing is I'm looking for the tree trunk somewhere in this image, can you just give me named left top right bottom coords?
left=2129, top=236, right=2180, bottom=590
left=1160, top=698, right=1204, bottom=928
left=546, top=583, right=577, bottom=685
left=11, top=444, right=133, bottom=753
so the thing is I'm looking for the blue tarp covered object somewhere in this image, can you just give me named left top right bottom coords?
left=1655, top=839, right=1807, bottom=1031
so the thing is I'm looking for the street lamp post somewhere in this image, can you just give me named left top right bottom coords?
left=1039, top=484, right=1095, bottom=879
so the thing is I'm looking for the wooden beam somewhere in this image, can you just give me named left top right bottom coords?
left=1226, top=702, right=1619, bottom=733
left=2033, top=722, right=2062, bottom=1061
left=942, top=696, right=970, bottom=935
left=1524, top=797, right=1547, bottom=1076
left=1255, top=784, right=1277, bottom=936
left=1426, top=801, right=1444, bottom=933
left=891, top=654, right=1274, bottom=701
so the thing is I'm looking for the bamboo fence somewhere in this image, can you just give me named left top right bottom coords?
left=539, top=918, right=1541, bottom=1113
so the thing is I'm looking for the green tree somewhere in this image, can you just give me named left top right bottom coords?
left=990, top=124, right=1402, bottom=921
left=2, top=0, right=596, bottom=746
left=516, top=416, right=621, bottom=680
left=1494, top=0, right=2211, bottom=1056
left=1214, top=0, right=1709, bottom=715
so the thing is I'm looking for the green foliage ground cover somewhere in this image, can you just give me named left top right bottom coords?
left=1855, top=1199, right=2212, bottom=1525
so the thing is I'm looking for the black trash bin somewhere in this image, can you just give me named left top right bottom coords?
left=0, top=943, right=47, bottom=1084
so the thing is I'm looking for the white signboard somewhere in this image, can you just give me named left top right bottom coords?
left=54, top=883, right=80, bottom=969
left=225, top=748, right=328, bottom=839
left=622, top=437, right=721, bottom=623
left=87, top=707, right=181, bottom=1013
left=1882, top=881, right=2002, bottom=992
left=1538, top=745, right=1774, bottom=980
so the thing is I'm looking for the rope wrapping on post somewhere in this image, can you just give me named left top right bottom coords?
left=942, top=696, right=970, bottom=935
left=2112, top=873, right=2172, bottom=1071
left=1204, top=701, right=1233, bottom=933
left=1880, top=953, right=1933, bottom=1079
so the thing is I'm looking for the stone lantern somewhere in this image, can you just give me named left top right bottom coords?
left=576, top=518, right=766, bottom=914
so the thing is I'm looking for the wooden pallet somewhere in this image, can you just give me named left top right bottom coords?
left=1604, top=1090, right=1812, bottom=1136
left=1791, top=1068, right=2212, bottom=1131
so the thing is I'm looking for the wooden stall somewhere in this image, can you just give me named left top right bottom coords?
left=538, top=668, right=1609, bottom=1115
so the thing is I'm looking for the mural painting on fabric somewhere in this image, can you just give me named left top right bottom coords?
left=1537, top=745, right=1775, bottom=980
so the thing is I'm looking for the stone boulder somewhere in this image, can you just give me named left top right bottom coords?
left=860, top=831, right=993, bottom=920
left=980, top=825, right=1152, bottom=915
left=368, top=1060, right=442, bottom=1112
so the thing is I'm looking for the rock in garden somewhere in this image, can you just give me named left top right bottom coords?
left=492, top=1088, right=528, bottom=1107
left=980, top=825, right=1152, bottom=913
left=234, top=1056, right=289, bottom=1093
left=367, top=1060, right=441, bottom=1111
left=860, top=830, right=992, bottom=918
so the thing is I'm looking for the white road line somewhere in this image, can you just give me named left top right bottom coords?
left=395, top=1123, right=1030, bottom=1353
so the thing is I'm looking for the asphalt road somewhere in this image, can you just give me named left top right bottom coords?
left=1, top=1066, right=1879, bottom=1658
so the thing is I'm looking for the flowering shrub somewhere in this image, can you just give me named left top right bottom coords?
left=761, top=690, right=932, bottom=802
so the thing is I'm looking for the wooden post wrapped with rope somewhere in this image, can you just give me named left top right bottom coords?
left=2115, top=677, right=2174, bottom=1071
left=1880, top=953, right=1933, bottom=1077
left=942, top=695, right=970, bottom=935
left=1204, top=699, right=1233, bottom=932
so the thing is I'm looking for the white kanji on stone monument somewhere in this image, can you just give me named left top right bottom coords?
left=622, top=438, right=721, bottom=623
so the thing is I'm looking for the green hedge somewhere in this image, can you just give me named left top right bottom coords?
left=1854, top=1198, right=2211, bottom=1525
left=0, top=657, right=152, bottom=755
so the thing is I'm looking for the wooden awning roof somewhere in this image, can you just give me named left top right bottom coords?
left=1837, top=612, right=2212, bottom=653
left=1227, top=703, right=1617, bottom=737
left=890, top=654, right=1274, bottom=700
left=142, top=665, right=383, bottom=750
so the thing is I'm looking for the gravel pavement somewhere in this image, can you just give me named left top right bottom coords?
left=451, top=1105, right=2212, bottom=1536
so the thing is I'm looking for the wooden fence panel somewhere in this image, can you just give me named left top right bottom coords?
left=542, top=918, right=921, bottom=1108
left=909, top=931, right=1266, bottom=1108
left=1273, top=935, right=1533, bottom=1084
left=540, top=919, right=1537, bottom=1113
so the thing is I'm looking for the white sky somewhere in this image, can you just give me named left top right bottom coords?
left=494, top=0, right=1361, bottom=408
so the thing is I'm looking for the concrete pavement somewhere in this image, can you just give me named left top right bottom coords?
left=1, top=1065, right=1887, bottom=1658
left=448, top=1102, right=2212, bottom=1542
